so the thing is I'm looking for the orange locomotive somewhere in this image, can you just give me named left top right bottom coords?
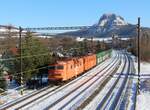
left=48, top=54, right=96, bottom=81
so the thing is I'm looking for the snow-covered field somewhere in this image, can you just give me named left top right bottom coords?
left=137, top=92, right=150, bottom=110
left=135, top=62, right=150, bottom=110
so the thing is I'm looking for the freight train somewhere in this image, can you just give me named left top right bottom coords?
left=48, top=49, right=112, bottom=81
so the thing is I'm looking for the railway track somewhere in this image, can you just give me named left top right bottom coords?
left=75, top=53, right=123, bottom=110
left=123, top=56, right=137, bottom=110
left=0, top=51, right=118, bottom=110
left=115, top=56, right=132, bottom=110
left=18, top=51, right=120, bottom=110
left=0, top=85, right=60, bottom=110
left=53, top=53, right=121, bottom=110
left=90, top=52, right=131, bottom=110
left=82, top=51, right=127, bottom=110
left=116, top=55, right=137, bottom=110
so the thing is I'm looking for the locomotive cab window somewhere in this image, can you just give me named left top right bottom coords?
left=48, top=65, right=64, bottom=70
left=57, top=65, right=64, bottom=69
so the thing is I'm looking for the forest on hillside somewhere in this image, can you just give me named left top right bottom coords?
left=130, top=30, right=150, bottom=62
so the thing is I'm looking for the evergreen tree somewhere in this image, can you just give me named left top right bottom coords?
left=14, top=32, right=52, bottom=83
left=0, top=66, right=6, bottom=91
left=130, top=31, right=150, bottom=61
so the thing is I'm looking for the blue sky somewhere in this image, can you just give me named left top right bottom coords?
left=0, top=0, right=150, bottom=27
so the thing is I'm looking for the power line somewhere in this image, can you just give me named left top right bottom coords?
left=0, top=52, right=52, bottom=61
left=0, top=46, right=86, bottom=61
left=15, top=65, right=49, bottom=75
left=0, top=45, right=91, bottom=62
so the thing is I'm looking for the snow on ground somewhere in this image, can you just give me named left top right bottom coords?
left=0, top=80, right=34, bottom=105
left=0, top=88, right=35, bottom=105
left=76, top=37, right=112, bottom=42
left=126, top=53, right=150, bottom=110
left=136, top=92, right=150, bottom=110
left=134, top=59, right=150, bottom=110
left=134, top=62, right=150, bottom=76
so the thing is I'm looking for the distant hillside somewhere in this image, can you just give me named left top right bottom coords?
left=60, top=13, right=150, bottom=38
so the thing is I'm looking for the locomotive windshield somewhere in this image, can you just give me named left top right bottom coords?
left=57, top=65, right=64, bottom=69
left=48, top=65, right=64, bottom=70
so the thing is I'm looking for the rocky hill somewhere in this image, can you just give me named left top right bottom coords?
left=61, top=13, right=150, bottom=38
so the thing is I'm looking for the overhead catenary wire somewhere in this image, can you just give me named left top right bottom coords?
left=0, top=45, right=89, bottom=62
left=15, top=65, right=50, bottom=76
left=0, top=41, right=51, bottom=50
left=0, top=52, right=52, bottom=61
left=0, top=38, right=98, bottom=50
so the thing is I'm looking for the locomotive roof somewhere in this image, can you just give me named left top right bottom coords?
left=50, top=53, right=95, bottom=65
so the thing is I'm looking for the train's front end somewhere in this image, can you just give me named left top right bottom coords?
left=48, top=64, right=64, bottom=82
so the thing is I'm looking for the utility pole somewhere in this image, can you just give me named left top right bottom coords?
left=19, top=26, right=23, bottom=95
left=137, top=17, right=141, bottom=94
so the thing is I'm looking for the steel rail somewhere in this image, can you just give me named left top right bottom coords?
left=96, top=52, right=127, bottom=110
left=96, top=52, right=130, bottom=110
